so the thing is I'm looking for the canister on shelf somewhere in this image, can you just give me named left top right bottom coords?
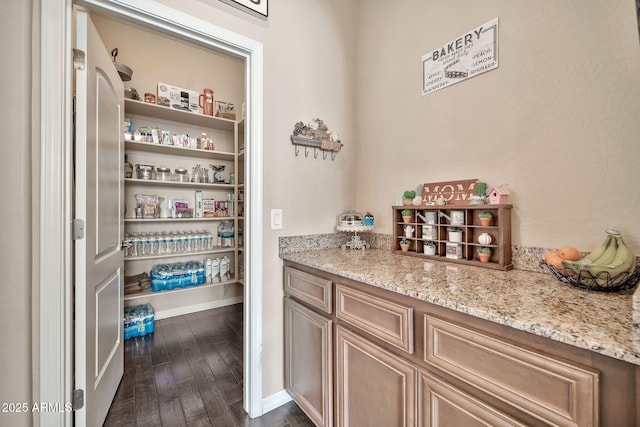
left=136, top=164, right=155, bottom=180
left=174, top=168, right=189, bottom=182
left=156, top=167, right=171, bottom=181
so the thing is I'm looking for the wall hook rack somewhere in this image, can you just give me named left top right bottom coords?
left=290, top=118, right=342, bottom=161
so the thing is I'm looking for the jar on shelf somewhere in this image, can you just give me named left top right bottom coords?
left=156, top=167, right=171, bottom=181
left=124, top=154, right=133, bottom=179
left=136, top=164, right=155, bottom=180
left=174, top=168, right=189, bottom=182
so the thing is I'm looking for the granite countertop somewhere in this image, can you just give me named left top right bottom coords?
left=281, top=248, right=640, bottom=366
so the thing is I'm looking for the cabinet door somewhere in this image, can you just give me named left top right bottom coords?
left=418, top=370, right=527, bottom=427
left=423, top=315, right=598, bottom=427
left=336, top=326, right=416, bottom=427
left=285, top=297, right=333, bottom=427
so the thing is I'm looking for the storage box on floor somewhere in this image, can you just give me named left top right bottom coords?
left=124, top=303, right=155, bottom=340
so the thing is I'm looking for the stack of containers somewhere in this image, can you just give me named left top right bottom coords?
left=123, top=304, right=155, bottom=340
left=150, top=261, right=206, bottom=292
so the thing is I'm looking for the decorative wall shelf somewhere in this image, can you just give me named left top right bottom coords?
left=392, top=205, right=513, bottom=270
left=290, top=118, right=342, bottom=160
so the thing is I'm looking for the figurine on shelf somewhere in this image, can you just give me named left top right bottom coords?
left=364, top=212, right=374, bottom=226
left=404, top=225, right=415, bottom=238
left=210, top=164, right=226, bottom=183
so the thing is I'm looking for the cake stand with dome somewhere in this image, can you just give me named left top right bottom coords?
left=336, top=210, right=373, bottom=250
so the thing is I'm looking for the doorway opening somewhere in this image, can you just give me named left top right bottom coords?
left=39, top=0, right=264, bottom=423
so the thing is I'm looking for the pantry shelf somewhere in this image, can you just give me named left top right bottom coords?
left=125, top=217, right=234, bottom=223
left=125, top=178, right=235, bottom=190
left=124, top=279, right=239, bottom=302
left=125, top=140, right=235, bottom=161
left=125, top=98, right=235, bottom=131
left=125, top=247, right=235, bottom=262
left=124, top=94, right=244, bottom=317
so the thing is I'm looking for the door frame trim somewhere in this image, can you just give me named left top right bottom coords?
left=39, top=0, right=264, bottom=423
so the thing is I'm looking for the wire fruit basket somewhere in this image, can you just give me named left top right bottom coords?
left=541, top=260, right=640, bottom=292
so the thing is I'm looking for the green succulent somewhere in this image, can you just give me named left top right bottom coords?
left=475, top=182, right=488, bottom=196
left=479, top=211, right=493, bottom=218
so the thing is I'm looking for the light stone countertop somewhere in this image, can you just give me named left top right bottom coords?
left=281, top=248, right=640, bottom=366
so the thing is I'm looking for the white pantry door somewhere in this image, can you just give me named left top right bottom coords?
left=74, top=9, right=125, bottom=427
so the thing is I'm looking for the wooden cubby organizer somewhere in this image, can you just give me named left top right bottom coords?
left=392, top=205, right=513, bottom=270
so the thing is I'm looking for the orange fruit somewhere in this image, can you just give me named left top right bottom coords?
left=545, top=250, right=575, bottom=276
left=558, top=246, right=581, bottom=261
left=544, top=250, right=564, bottom=269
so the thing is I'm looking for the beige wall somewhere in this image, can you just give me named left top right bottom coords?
left=0, top=1, right=33, bottom=427
left=354, top=0, right=640, bottom=254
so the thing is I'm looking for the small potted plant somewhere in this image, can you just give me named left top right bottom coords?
left=423, top=241, right=436, bottom=255
left=447, top=227, right=463, bottom=242
left=477, top=246, right=492, bottom=263
left=403, top=190, right=416, bottom=206
left=364, top=211, right=374, bottom=226
left=401, top=209, right=413, bottom=223
left=478, top=211, right=493, bottom=226
left=469, top=181, right=488, bottom=204
left=399, top=238, right=411, bottom=252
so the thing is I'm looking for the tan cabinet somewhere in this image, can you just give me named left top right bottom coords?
left=284, top=266, right=333, bottom=427
left=283, top=261, right=638, bottom=427
left=285, top=297, right=333, bottom=427
left=335, top=326, right=416, bottom=427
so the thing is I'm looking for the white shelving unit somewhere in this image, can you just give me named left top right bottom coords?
left=123, top=99, right=244, bottom=317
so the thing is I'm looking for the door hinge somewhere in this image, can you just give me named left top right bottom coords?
left=72, top=389, right=84, bottom=411
left=121, top=239, right=132, bottom=251
left=72, top=218, right=85, bottom=240
left=73, top=48, right=86, bottom=70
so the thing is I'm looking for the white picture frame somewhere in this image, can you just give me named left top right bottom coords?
left=220, top=0, right=268, bottom=20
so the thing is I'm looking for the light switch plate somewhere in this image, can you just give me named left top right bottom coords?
left=271, top=209, right=283, bottom=230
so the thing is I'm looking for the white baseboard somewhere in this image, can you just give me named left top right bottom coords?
left=154, top=296, right=244, bottom=319
left=261, top=389, right=293, bottom=415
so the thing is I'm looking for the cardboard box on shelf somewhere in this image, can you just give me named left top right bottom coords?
left=157, top=82, right=199, bottom=113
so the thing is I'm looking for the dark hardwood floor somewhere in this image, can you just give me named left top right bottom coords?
left=105, top=303, right=314, bottom=427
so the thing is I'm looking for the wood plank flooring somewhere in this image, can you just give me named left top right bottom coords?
left=105, top=303, right=314, bottom=427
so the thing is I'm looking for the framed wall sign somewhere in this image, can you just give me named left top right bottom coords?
left=220, top=0, right=268, bottom=20
left=422, top=17, right=499, bottom=95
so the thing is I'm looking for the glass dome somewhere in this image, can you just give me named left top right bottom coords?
left=337, top=210, right=364, bottom=227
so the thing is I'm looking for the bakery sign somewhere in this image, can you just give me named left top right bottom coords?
left=422, top=17, right=499, bottom=95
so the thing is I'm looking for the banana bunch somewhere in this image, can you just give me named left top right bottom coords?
left=562, top=230, right=637, bottom=286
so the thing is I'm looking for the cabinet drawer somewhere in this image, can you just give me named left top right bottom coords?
left=285, top=266, right=332, bottom=314
left=336, top=284, right=413, bottom=354
left=424, top=315, right=599, bottom=427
